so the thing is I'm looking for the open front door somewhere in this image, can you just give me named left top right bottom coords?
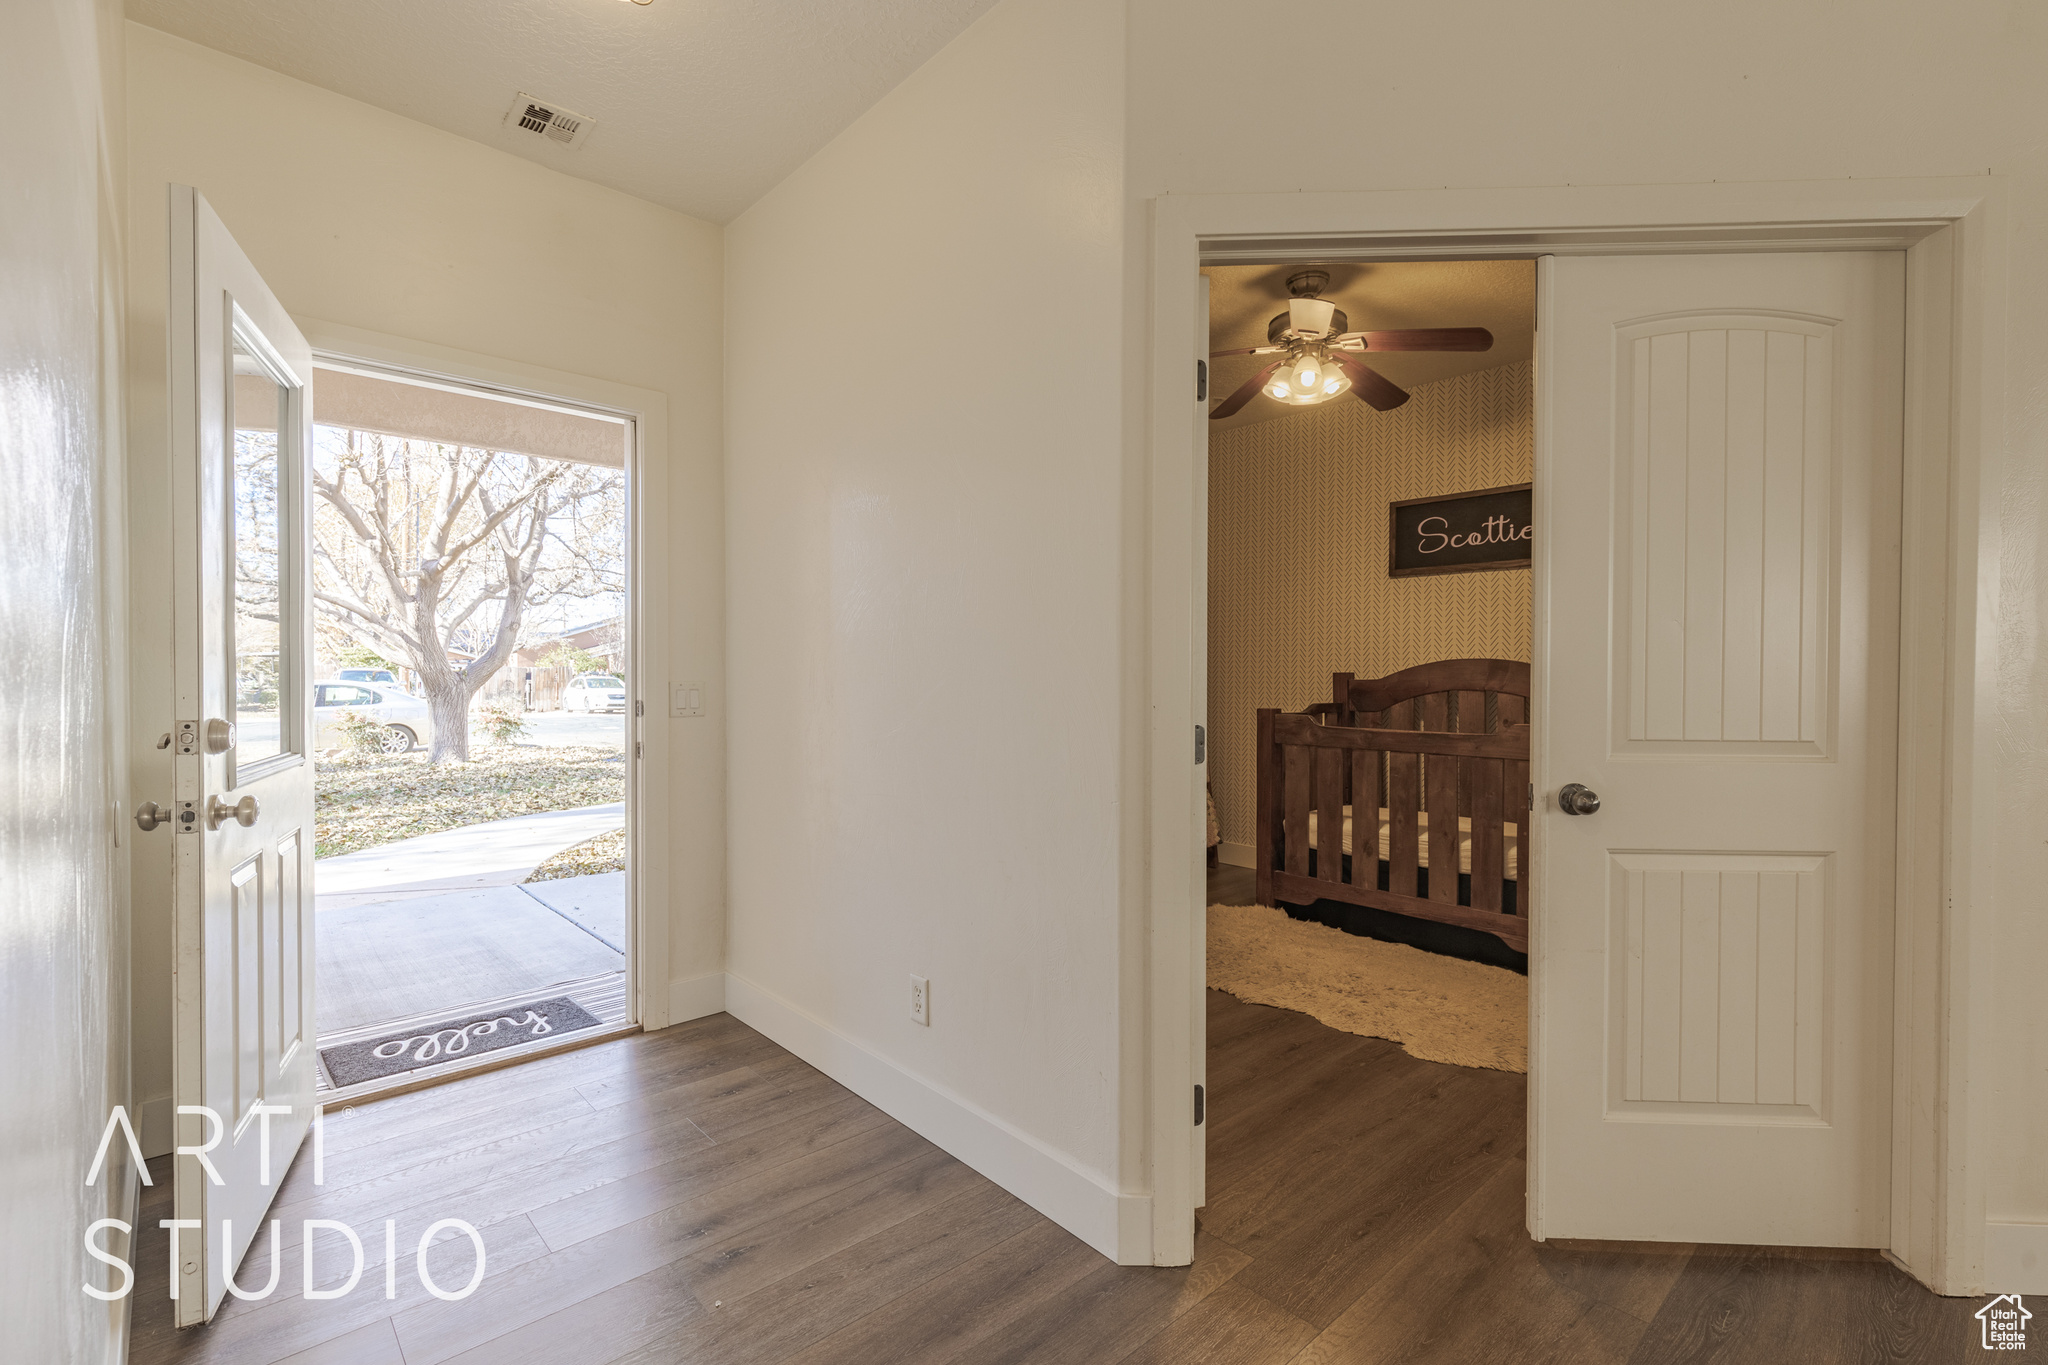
left=1533, top=250, right=1902, bottom=1246
left=167, top=185, right=318, bottom=1323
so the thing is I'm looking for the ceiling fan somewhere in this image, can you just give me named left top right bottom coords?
left=1208, top=269, right=1493, bottom=420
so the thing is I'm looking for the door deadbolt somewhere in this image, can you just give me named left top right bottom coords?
left=207, top=794, right=259, bottom=830
left=1558, top=783, right=1601, bottom=816
left=204, top=718, right=237, bottom=754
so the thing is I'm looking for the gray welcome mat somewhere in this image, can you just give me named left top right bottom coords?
left=320, top=995, right=602, bottom=1088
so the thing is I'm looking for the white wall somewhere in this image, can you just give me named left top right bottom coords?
left=723, top=0, right=1134, bottom=1253
left=124, top=23, right=729, bottom=1144
left=1125, top=0, right=2048, bottom=1287
left=1, top=0, right=132, bottom=1356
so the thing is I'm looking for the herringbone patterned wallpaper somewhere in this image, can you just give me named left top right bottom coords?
left=1208, top=360, right=1533, bottom=851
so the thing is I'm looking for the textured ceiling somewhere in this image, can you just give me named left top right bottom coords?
left=126, top=0, right=999, bottom=223
left=1205, top=260, right=1536, bottom=431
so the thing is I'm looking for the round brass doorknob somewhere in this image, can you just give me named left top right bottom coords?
left=207, top=794, right=259, bottom=830
left=1558, top=783, right=1601, bottom=816
left=134, top=801, right=170, bottom=832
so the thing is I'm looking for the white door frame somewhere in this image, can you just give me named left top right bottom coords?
left=292, top=319, right=676, bottom=1035
left=1143, top=177, right=2001, bottom=1294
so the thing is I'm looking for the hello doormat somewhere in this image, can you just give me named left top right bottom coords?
left=320, top=995, right=602, bottom=1088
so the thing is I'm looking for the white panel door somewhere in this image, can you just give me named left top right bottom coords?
left=1533, top=251, right=1902, bottom=1246
left=168, top=185, right=318, bottom=1323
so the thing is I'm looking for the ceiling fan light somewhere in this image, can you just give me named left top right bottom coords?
left=1269, top=383, right=1289, bottom=398
left=1323, top=376, right=1343, bottom=395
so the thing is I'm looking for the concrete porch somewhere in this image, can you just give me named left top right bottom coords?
left=314, top=803, right=631, bottom=1090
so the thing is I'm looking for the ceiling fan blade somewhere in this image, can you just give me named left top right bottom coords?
left=1332, top=352, right=1411, bottom=411
left=1208, top=345, right=1283, bottom=358
left=1209, top=358, right=1287, bottom=420
left=1333, top=327, right=1494, bottom=353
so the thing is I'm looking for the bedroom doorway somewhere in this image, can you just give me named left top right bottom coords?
left=1199, top=242, right=1907, bottom=1270
left=1161, top=195, right=1952, bottom=1287
left=1200, top=260, right=1540, bottom=1295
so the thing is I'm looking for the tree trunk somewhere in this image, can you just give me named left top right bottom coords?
left=422, top=670, right=478, bottom=763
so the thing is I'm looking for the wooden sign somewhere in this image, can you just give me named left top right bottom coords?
left=1389, top=482, right=1532, bottom=577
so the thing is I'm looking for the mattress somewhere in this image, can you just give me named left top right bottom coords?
left=1303, top=807, right=1520, bottom=880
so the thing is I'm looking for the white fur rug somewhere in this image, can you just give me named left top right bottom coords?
left=1208, top=903, right=1527, bottom=1073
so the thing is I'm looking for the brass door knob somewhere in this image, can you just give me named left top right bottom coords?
left=134, top=801, right=170, bottom=832
left=207, top=794, right=259, bottom=830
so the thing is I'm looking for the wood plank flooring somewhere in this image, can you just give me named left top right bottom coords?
left=128, top=869, right=1985, bottom=1363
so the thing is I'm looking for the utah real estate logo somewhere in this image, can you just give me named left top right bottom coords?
left=1980, top=1295, right=2032, bottom=1351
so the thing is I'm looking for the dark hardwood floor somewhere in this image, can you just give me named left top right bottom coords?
left=126, top=867, right=1983, bottom=1363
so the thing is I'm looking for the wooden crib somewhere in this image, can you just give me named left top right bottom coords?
left=1254, top=658, right=1531, bottom=951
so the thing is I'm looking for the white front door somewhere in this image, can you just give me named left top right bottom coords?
left=1533, top=251, right=1903, bottom=1246
left=168, top=185, right=318, bottom=1323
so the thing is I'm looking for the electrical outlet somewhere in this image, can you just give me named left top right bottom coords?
left=909, top=974, right=929, bottom=1026
left=670, top=681, right=705, bottom=717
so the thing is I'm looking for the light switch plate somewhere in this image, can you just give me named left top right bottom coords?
left=670, top=681, right=705, bottom=717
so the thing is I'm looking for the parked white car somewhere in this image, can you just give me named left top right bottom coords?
left=564, top=674, right=627, bottom=714
left=313, top=680, right=432, bottom=753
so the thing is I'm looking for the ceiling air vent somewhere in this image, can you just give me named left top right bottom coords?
left=506, top=92, right=594, bottom=148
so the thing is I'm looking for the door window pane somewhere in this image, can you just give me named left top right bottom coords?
left=231, top=332, right=290, bottom=763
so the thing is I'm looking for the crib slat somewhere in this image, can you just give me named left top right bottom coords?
left=1455, top=690, right=1485, bottom=821
left=1283, top=744, right=1311, bottom=878
left=1349, top=743, right=1380, bottom=890
left=1455, top=691, right=1491, bottom=910
left=1315, top=746, right=1344, bottom=883
left=1498, top=692, right=1528, bottom=897
left=1470, top=756, right=1505, bottom=912
left=1422, top=693, right=1459, bottom=905
left=1386, top=699, right=1420, bottom=896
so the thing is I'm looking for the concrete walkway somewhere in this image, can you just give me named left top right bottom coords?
left=317, top=883, right=624, bottom=1034
left=313, top=804, right=627, bottom=1037
left=315, top=801, right=623, bottom=907
left=523, top=871, right=626, bottom=952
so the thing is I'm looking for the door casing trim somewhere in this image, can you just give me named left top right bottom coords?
left=1143, top=178, right=1998, bottom=1293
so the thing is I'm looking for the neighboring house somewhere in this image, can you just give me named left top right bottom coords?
left=488, top=615, right=625, bottom=709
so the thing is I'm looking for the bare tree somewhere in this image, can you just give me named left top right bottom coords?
left=311, top=430, right=623, bottom=762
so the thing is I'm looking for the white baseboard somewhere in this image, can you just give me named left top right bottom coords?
left=1216, top=841, right=1254, bottom=870
left=723, top=971, right=1150, bottom=1264
left=668, top=972, right=728, bottom=1024
left=1986, top=1221, right=2048, bottom=1294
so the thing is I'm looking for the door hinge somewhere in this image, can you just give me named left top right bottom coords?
left=1529, top=783, right=1535, bottom=810
left=1194, top=1084, right=1205, bottom=1125
left=1195, top=359, right=1208, bottom=402
left=635, top=700, right=644, bottom=717
left=635, top=741, right=642, bottom=758
left=1195, top=724, right=1206, bottom=764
